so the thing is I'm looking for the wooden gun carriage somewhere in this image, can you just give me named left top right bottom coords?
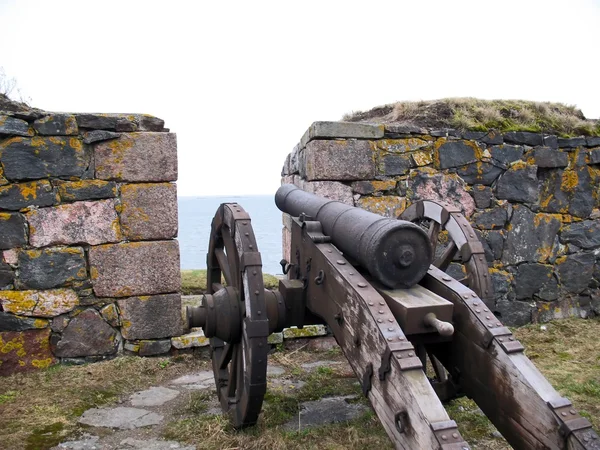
left=187, top=184, right=599, bottom=449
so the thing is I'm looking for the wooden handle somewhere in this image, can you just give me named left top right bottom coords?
left=423, top=312, right=454, bottom=336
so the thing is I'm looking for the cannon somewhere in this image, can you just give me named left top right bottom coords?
left=187, top=184, right=600, bottom=449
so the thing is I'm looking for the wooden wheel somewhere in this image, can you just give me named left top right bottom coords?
left=400, top=199, right=493, bottom=400
left=205, top=203, right=269, bottom=428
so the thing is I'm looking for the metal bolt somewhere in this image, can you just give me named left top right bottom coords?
left=257, top=310, right=261, bottom=315
left=337, top=260, right=346, bottom=265
left=249, top=244, right=253, bottom=249
left=483, top=308, right=489, bottom=312
left=441, top=435, right=447, bottom=440
left=463, top=294, right=469, bottom=299
left=388, top=337, right=393, bottom=341
left=245, top=232, right=249, bottom=236
left=349, top=272, right=355, bottom=275
left=379, top=301, right=385, bottom=306
left=509, top=337, right=514, bottom=341
left=486, top=316, right=491, bottom=320
left=258, top=342, right=263, bottom=347
left=488, top=324, right=493, bottom=328
left=499, top=338, right=504, bottom=342
left=388, top=318, right=394, bottom=322
left=452, top=433, right=458, bottom=439
left=368, top=302, right=374, bottom=306
left=399, top=337, right=405, bottom=341
left=496, top=322, right=501, bottom=326
left=255, top=290, right=259, bottom=295
left=379, top=310, right=385, bottom=314
left=408, top=352, right=414, bottom=357
left=475, top=309, right=481, bottom=313
left=377, top=319, right=383, bottom=323
left=562, top=412, right=568, bottom=417
left=253, top=270, right=257, bottom=275
left=388, top=327, right=394, bottom=331
left=442, top=276, right=451, bottom=281
left=570, top=409, right=576, bottom=415
left=358, top=282, right=367, bottom=288
left=327, top=249, right=332, bottom=253
left=473, top=301, right=479, bottom=306
left=471, top=293, right=477, bottom=298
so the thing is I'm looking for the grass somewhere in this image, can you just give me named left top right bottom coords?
left=0, top=318, right=598, bottom=449
left=181, top=269, right=280, bottom=295
left=343, top=98, right=600, bottom=137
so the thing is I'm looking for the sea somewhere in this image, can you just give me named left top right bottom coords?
left=178, top=195, right=284, bottom=275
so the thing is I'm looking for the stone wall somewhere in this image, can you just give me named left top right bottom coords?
left=0, top=111, right=181, bottom=375
left=281, top=122, right=600, bottom=326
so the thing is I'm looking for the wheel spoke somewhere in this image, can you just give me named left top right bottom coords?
left=222, top=228, right=240, bottom=288
left=219, top=343, right=234, bottom=371
left=227, top=344, right=240, bottom=399
left=215, top=248, right=233, bottom=286
left=434, top=242, right=457, bottom=271
left=427, top=221, right=441, bottom=254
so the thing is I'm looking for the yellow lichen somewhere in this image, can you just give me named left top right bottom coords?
left=31, top=358, right=53, bottom=369
left=561, top=170, right=579, bottom=192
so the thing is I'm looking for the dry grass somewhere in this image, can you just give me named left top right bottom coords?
left=0, top=318, right=598, bottom=449
left=181, top=269, right=279, bottom=295
left=343, top=98, right=600, bottom=137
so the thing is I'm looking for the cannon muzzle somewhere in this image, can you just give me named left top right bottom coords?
left=275, top=184, right=432, bottom=288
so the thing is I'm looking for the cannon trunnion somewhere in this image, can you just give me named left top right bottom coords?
left=188, top=185, right=600, bottom=450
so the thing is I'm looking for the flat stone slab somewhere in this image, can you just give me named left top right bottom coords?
left=300, top=360, right=343, bottom=371
left=268, top=378, right=306, bottom=394
left=118, top=438, right=195, bottom=450
left=129, top=386, right=179, bottom=407
left=267, top=365, right=285, bottom=377
left=56, top=433, right=100, bottom=449
left=78, top=407, right=163, bottom=429
left=283, top=396, right=367, bottom=431
left=171, top=370, right=214, bottom=386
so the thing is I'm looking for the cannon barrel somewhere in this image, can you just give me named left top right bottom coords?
left=275, top=184, right=433, bottom=288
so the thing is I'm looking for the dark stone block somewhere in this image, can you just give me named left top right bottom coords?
left=0, top=260, right=14, bottom=287
left=76, top=114, right=118, bottom=130
left=32, top=114, right=78, bottom=135
left=383, top=154, right=413, bottom=175
left=489, top=145, right=524, bottom=167
left=491, top=270, right=512, bottom=304
left=586, top=136, right=600, bottom=147
left=56, top=180, right=117, bottom=202
left=474, top=230, right=494, bottom=263
left=561, top=220, right=600, bottom=249
left=0, top=311, right=47, bottom=331
left=18, top=247, right=87, bottom=289
left=503, top=132, right=543, bottom=146
left=558, top=137, right=587, bottom=148
left=82, top=130, right=121, bottom=145
left=139, top=116, right=165, bottom=132
left=0, top=180, right=58, bottom=210
left=446, top=263, right=465, bottom=281
left=496, top=163, right=538, bottom=203
left=139, top=339, right=171, bottom=356
left=0, top=116, right=30, bottom=136
left=115, top=118, right=137, bottom=132
left=456, top=162, right=503, bottom=185
left=569, top=167, right=595, bottom=218
left=556, top=253, right=595, bottom=294
left=472, top=207, right=508, bottom=230
left=53, top=309, right=119, bottom=358
left=0, top=212, right=26, bottom=249
left=0, top=137, right=90, bottom=180
left=486, top=230, right=505, bottom=261
left=503, top=205, right=561, bottom=264
left=472, top=185, right=493, bottom=208
left=494, top=299, right=532, bottom=326
left=537, top=276, right=559, bottom=301
left=460, top=130, right=503, bottom=145
left=543, top=135, right=558, bottom=149
left=118, top=294, right=182, bottom=339
left=514, top=263, right=553, bottom=299
left=431, top=129, right=453, bottom=137
left=534, top=148, right=568, bottom=168
left=436, top=140, right=478, bottom=169
left=384, top=124, right=427, bottom=134
left=0, top=329, right=56, bottom=375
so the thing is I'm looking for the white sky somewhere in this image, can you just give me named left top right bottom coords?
left=1, top=0, right=599, bottom=196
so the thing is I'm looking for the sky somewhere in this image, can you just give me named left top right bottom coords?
left=1, top=0, right=599, bottom=196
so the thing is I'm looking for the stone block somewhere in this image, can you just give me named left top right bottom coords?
left=494, top=300, right=533, bottom=327
left=534, top=148, right=568, bottom=168
left=83, top=130, right=121, bottom=144
left=268, top=332, right=284, bottom=344
left=503, top=132, right=543, bottom=146
left=409, top=171, right=475, bottom=217
left=589, top=149, right=600, bottom=165
left=302, top=140, right=376, bottom=181
left=558, top=137, right=586, bottom=148
left=514, top=263, right=554, bottom=300
left=351, top=180, right=397, bottom=195
left=0, top=212, right=26, bottom=249
left=460, top=130, right=503, bottom=145
left=434, top=139, right=479, bottom=169
left=472, top=207, right=508, bottom=230
left=556, top=253, right=595, bottom=294
left=56, top=180, right=117, bottom=202
left=384, top=124, right=427, bottom=135
left=560, top=220, right=600, bottom=249
left=283, top=325, right=328, bottom=339
left=0, top=180, right=58, bottom=210
left=95, top=132, right=177, bottom=182
left=0, top=289, right=79, bottom=317
left=357, top=196, right=406, bottom=218
left=538, top=166, right=595, bottom=218
left=503, top=205, right=561, bottom=264
left=119, top=183, right=177, bottom=240
left=139, top=339, right=172, bottom=356
left=0, top=136, right=90, bottom=180
left=382, top=154, right=413, bottom=175
left=27, top=199, right=120, bottom=247
left=89, top=241, right=180, bottom=297
left=0, top=115, right=31, bottom=136
left=53, top=308, right=119, bottom=358
left=18, top=247, right=87, bottom=289
left=33, top=114, right=78, bottom=135
left=586, top=136, right=600, bottom=147
left=376, top=138, right=430, bottom=153
left=472, top=185, right=493, bottom=208
left=0, top=260, right=13, bottom=287
left=118, top=294, right=182, bottom=339
left=489, top=145, right=524, bottom=167
left=100, top=303, right=120, bottom=327
left=456, top=162, right=503, bottom=186
left=0, top=312, right=47, bottom=331
left=302, top=180, right=354, bottom=206
left=171, top=328, right=209, bottom=349
left=0, top=328, right=56, bottom=375
left=496, top=162, right=538, bottom=203
left=300, top=121, right=383, bottom=148
left=76, top=114, right=118, bottom=130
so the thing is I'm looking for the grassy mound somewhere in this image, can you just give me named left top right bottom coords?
left=181, top=269, right=280, bottom=295
left=343, top=98, right=600, bottom=137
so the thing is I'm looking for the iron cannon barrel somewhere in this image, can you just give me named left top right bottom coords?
left=275, top=184, right=433, bottom=288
